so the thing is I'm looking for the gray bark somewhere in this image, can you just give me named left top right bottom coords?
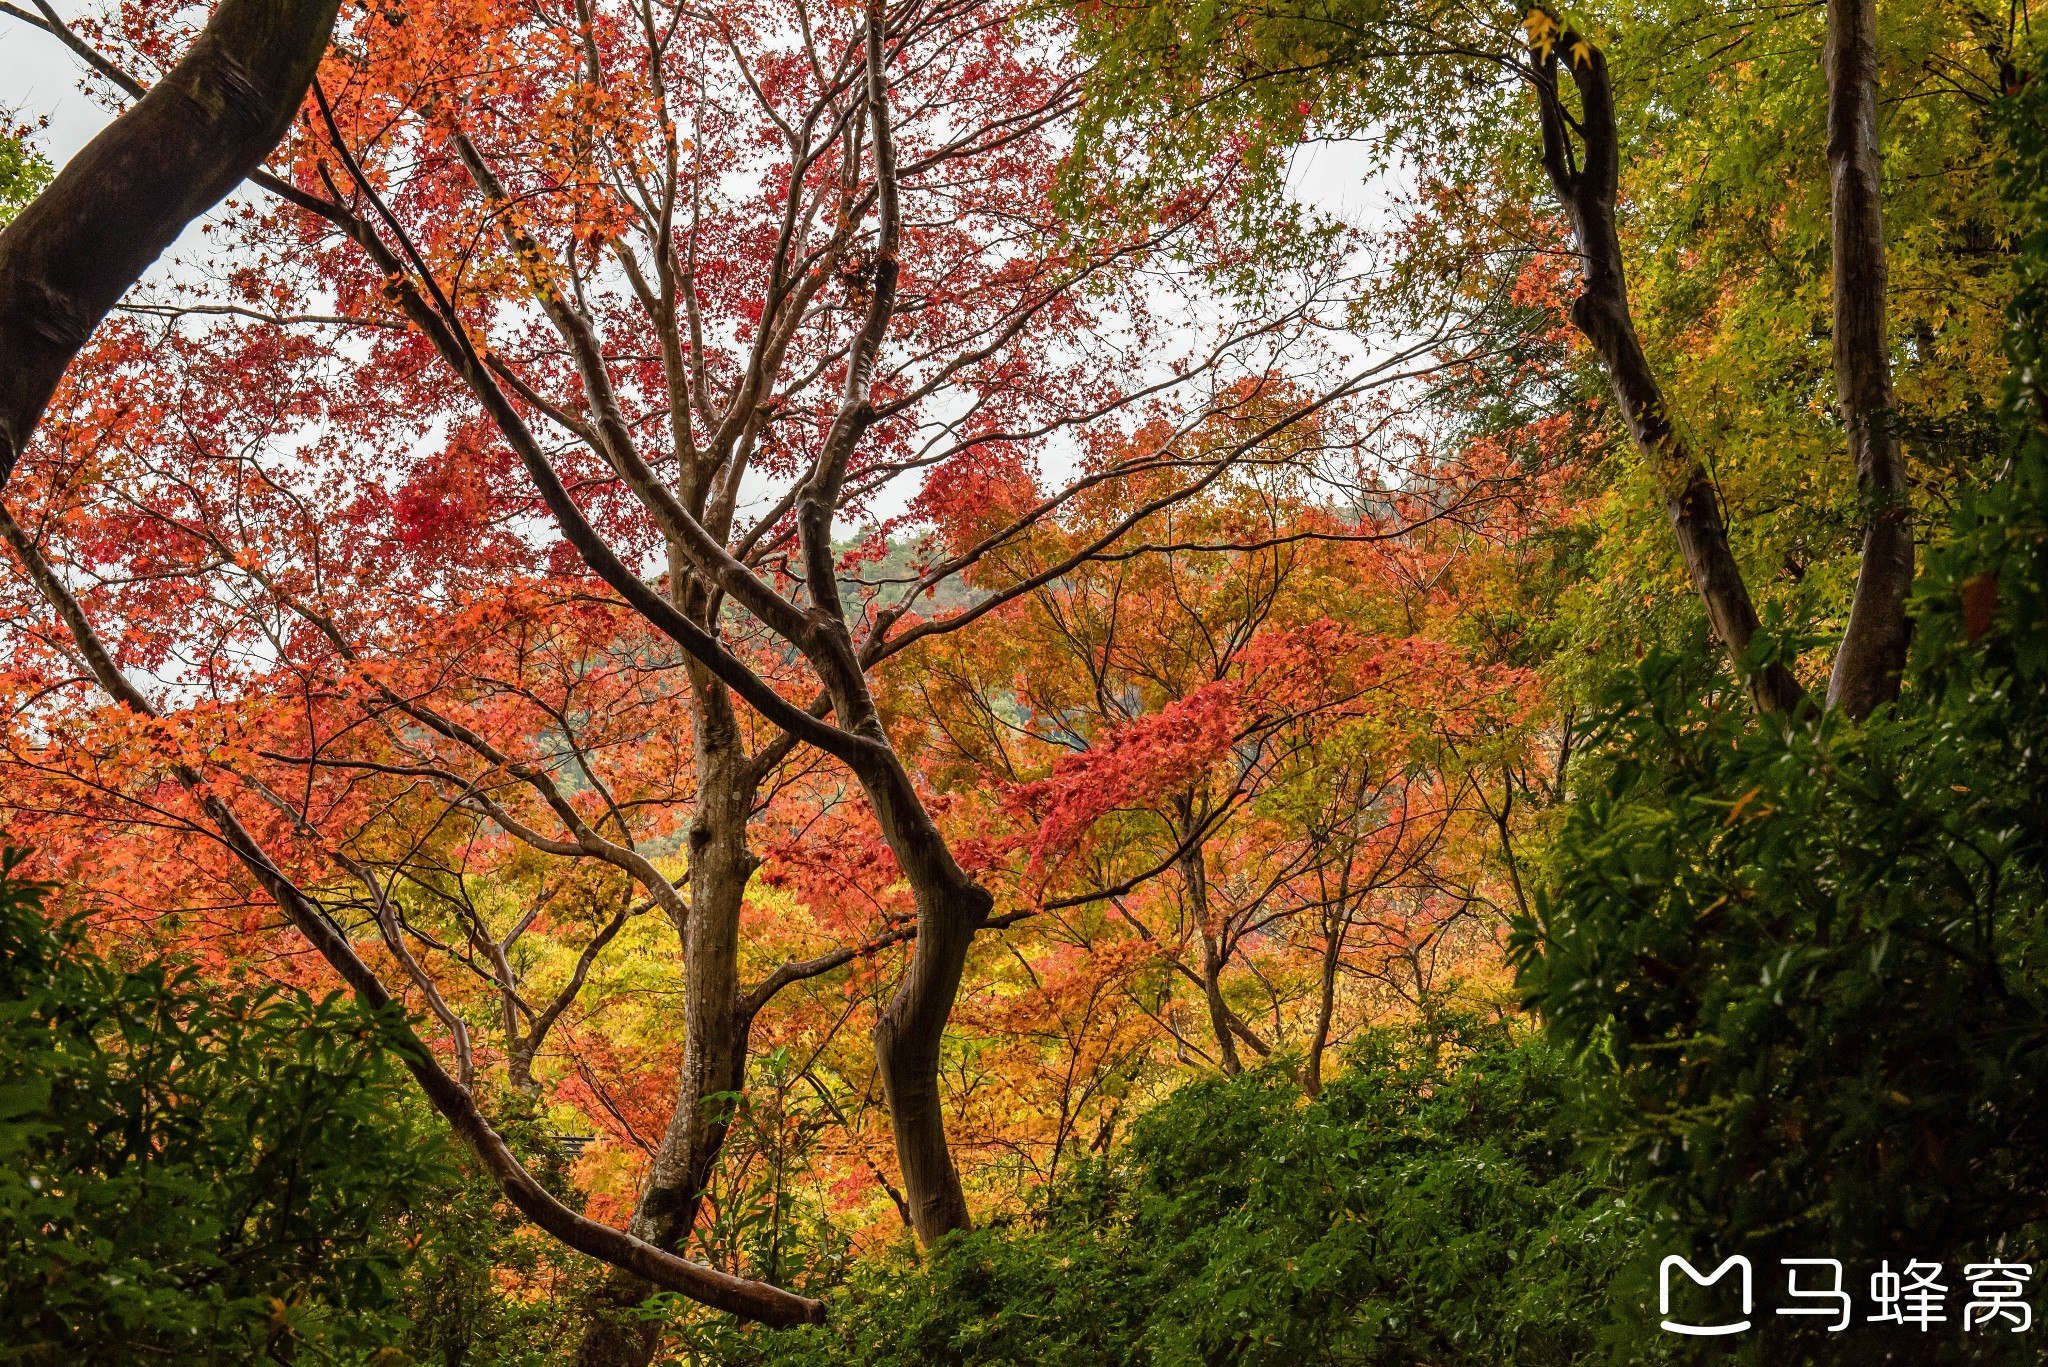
left=1822, top=0, right=1913, bottom=718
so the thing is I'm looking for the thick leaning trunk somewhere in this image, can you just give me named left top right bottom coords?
left=871, top=874, right=986, bottom=1244
left=1822, top=0, right=1913, bottom=719
left=856, top=736, right=991, bottom=1246
left=1532, top=36, right=1805, bottom=716
left=0, top=0, right=341, bottom=478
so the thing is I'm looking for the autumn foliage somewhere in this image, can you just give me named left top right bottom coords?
left=4, top=0, right=2036, bottom=1358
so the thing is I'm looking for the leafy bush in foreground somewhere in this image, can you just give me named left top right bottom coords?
left=710, top=1019, right=1656, bottom=1367
left=0, top=856, right=583, bottom=1365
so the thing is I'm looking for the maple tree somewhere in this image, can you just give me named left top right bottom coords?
left=0, top=0, right=1503, bottom=1355
left=1068, top=0, right=2014, bottom=720
left=897, top=455, right=1521, bottom=1092
left=5, top=0, right=2040, bottom=1357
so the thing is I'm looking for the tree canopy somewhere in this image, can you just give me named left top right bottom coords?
left=0, top=0, right=2043, bottom=1361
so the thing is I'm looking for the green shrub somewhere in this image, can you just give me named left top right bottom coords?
left=1504, top=70, right=2048, bottom=1365
left=720, top=1019, right=1654, bottom=1367
left=0, top=854, right=581, bottom=1365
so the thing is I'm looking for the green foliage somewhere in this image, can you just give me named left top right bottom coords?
left=1515, top=639, right=2048, bottom=1266
left=1510, top=60, right=2048, bottom=1355
left=391, top=1088, right=594, bottom=1367
left=690, top=1047, right=853, bottom=1294
left=0, top=853, right=583, bottom=1365
left=0, top=118, right=51, bottom=228
left=732, top=1019, right=1654, bottom=1367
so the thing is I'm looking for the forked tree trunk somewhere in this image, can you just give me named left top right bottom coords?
left=791, top=25, right=993, bottom=1225
left=1534, top=18, right=1910, bottom=719
left=1531, top=33, right=1805, bottom=716
left=1822, top=0, right=1913, bottom=718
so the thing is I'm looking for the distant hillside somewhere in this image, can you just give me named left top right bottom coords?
left=835, top=532, right=985, bottom=616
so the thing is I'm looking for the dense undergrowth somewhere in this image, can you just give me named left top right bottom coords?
left=0, top=861, right=589, bottom=1366
left=708, top=1018, right=1656, bottom=1367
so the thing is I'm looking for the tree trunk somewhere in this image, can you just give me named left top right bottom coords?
left=1303, top=908, right=1343, bottom=1098
left=870, top=892, right=983, bottom=1244
left=1198, top=926, right=1243, bottom=1077
left=0, top=0, right=341, bottom=479
left=508, top=1045, right=540, bottom=1098
left=1531, top=34, right=1805, bottom=716
left=575, top=579, right=763, bottom=1367
left=1822, top=0, right=1913, bottom=719
left=634, top=671, right=757, bottom=1251
left=1172, top=804, right=1240, bottom=1075
left=862, top=743, right=991, bottom=1247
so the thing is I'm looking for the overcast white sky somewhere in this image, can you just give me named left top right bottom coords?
left=7, top=17, right=248, bottom=279
left=4, top=20, right=113, bottom=162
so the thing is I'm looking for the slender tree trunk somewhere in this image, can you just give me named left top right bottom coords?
left=1177, top=831, right=1242, bottom=1076
left=1531, top=35, right=1805, bottom=715
left=1303, top=908, right=1343, bottom=1098
left=1199, top=932, right=1242, bottom=1076
left=1823, top=0, right=1913, bottom=718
